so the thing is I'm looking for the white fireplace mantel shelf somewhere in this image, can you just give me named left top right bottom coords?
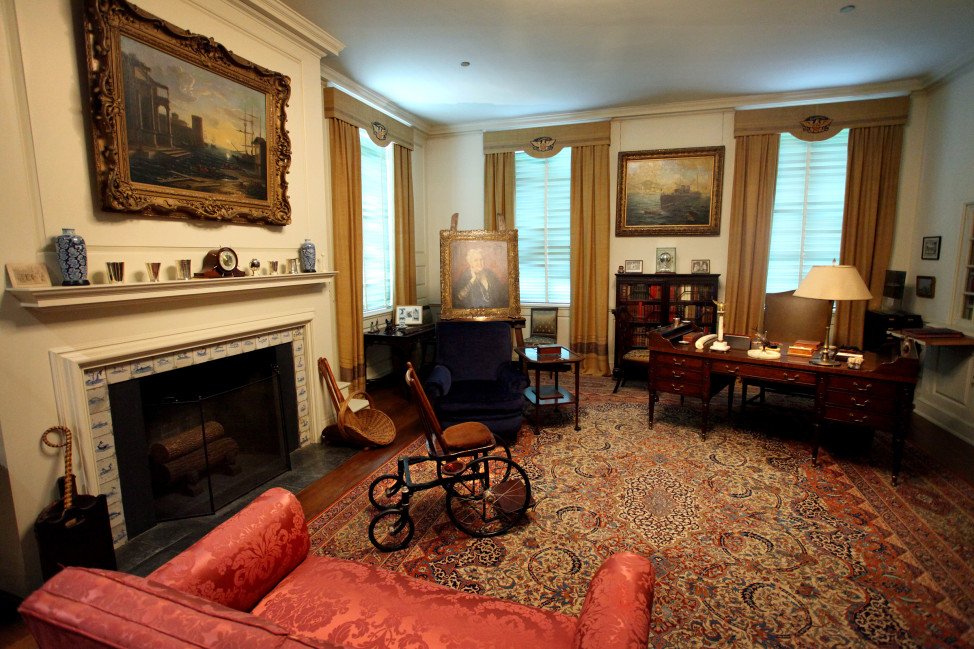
left=8, top=271, right=337, bottom=310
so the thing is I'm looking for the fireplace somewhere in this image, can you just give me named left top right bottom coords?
left=109, top=343, right=297, bottom=538
left=65, top=323, right=314, bottom=547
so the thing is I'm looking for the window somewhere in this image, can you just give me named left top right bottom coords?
left=360, top=130, right=394, bottom=314
left=956, top=203, right=974, bottom=326
left=766, top=130, right=849, bottom=292
left=515, top=149, right=571, bottom=304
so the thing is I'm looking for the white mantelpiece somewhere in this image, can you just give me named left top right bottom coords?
left=8, top=272, right=337, bottom=310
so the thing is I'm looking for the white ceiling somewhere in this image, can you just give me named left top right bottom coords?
left=279, top=0, right=974, bottom=129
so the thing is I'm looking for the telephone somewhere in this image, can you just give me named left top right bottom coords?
left=695, top=333, right=718, bottom=350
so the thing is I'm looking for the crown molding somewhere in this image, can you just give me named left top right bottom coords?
left=922, top=48, right=974, bottom=92
left=425, top=79, right=924, bottom=137
left=320, top=63, right=432, bottom=134
left=232, top=0, right=344, bottom=58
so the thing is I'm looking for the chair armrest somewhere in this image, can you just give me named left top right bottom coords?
left=573, top=552, right=655, bottom=649
left=424, top=365, right=452, bottom=398
left=497, top=361, right=529, bottom=392
left=149, top=488, right=310, bottom=612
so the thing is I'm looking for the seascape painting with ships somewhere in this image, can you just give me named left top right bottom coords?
left=624, top=154, right=715, bottom=227
left=120, top=35, right=268, bottom=200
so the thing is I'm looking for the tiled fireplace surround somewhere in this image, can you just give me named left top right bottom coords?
left=49, top=312, right=317, bottom=549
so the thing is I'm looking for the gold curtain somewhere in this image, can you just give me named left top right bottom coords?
left=835, top=124, right=904, bottom=348
left=394, top=144, right=416, bottom=304
left=484, top=152, right=515, bottom=230
left=329, top=118, right=366, bottom=391
left=724, top=133, right=780, bottom=336
left=570, top=144, right=611, bottom=375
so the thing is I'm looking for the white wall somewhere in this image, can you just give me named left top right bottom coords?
left=903, top=63, right=974, bottom=442
left=0, top=0, right=338, bottom=596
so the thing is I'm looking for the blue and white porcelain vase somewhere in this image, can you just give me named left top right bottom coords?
left=55, top=228, right=89, bottom=286
left=299, top=238, right=316, bottom=273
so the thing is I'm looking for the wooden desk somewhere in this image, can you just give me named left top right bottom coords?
left=515, top=346, right=583, bottom=434
left=364, top=324, right=436, bottom=395
left=645, top=332, right=919, bottom=484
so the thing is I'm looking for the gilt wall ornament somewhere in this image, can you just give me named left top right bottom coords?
left=530, top=136, right=556, bottom=152
left=371, top=121, right=388, bottom=141
left=800, top=115, right=833, bottom=134
left=82, top=0, right=292, bottom=225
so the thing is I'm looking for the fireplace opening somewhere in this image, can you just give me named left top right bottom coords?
left=109, top=343, right=298, bottom=538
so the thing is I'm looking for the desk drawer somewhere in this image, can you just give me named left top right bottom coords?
left=655, top=379, right=706, bottom=397
left=655, top=365, right=704, bottom=382
left=711, top=361, right=817, bottom=387
left=653, top=354, right=705, bottom=370
left=823, top=405, right=896, bottom=430
left=827, top=375, right=900, bottom=400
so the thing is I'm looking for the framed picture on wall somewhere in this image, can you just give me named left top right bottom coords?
left=440, top=229, right=520, bottom=319
left=616, top=146, right=725, bottom=237
left=921, top=236, right=941, bottom=260
left=916, top=275, right=936, bottom=298
left=395, top=305, right=422, bottom=326
left=82, top=0, right=292, bottom=225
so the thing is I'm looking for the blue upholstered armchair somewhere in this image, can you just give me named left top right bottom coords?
left=424, top=321, right=529, bottom=438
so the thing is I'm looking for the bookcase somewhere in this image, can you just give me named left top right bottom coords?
left=613, top=272, right=720, bottom=373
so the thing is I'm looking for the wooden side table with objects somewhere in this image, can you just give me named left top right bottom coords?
left=515, top=345, right=583, bottom=433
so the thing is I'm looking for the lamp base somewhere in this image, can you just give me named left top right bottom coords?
left=809, top=357, right=842, bottom=366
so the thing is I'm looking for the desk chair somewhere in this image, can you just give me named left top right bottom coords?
left=741, top=290, right=833, bottom=406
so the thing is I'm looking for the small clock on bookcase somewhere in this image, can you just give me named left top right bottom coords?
left=195, top=247, right=245, bottom=278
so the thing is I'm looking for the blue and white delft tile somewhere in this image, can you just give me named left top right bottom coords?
left=297, top=399, right=309, bottom=418
left=100, top=478, right=121, bottom=506
left=84, top=368, right=106, bottom=389
left=281, top=329, right=293, bottom=344
left=106, top=363, right=132, bottom=384
left=296, top=384, right=308, bottom=402
left=210, top=343, right=227, bottom=359
left=256, top=334, right=269, bottom=349
left=132, top=359, right=154, bottom=378
left=153, top=354, right=175, bottom=373
left=174, top=350, right=194, bottom=368
left=96, top=456, right=118, bottom=483
left=269, top=331, right=282, bottom=347
left=93, top=435, right=115, bottom=461
left=86, top=385, right=110, bottom=414
left=293, top=354, right=305, bottom=371
left=89, top=409, right=112, bottom=436
left=292, top=327, right=304, bottom=340
left=227, top=340, right=243, bottom=356
left=241, top=338, right=257, bottom=354
left=111, top=524, right=127, bottom=547
left=292, top=337, right=305, bottom=355
left=193, top=347, right=211, bottom=364
left=294, top=369, right=306, bottom=388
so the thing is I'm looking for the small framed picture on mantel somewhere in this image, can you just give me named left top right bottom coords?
left=623, top=259, right=643, bottom=273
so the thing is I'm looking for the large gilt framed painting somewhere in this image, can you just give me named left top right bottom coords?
left=440, top=229, right=520, bottom=320
left=616, top=146, right=724, bottom=236
left=82, top=0, right=292, bottom=225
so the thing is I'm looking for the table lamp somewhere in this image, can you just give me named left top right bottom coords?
left=793, top=261, right=872, bottom=365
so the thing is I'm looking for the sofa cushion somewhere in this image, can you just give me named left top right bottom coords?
left=150, top=487, right=310, bottom=612
left=435, top=380, right=525, bottom=411
left=18, top=567, right=336, bottom=649
left=253, top=555, right=577, bottom=649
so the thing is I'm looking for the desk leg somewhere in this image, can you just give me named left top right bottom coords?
left=573, top=364, right=580, bottom=431
left=648, top=389, right=656, bottom=426
left=811, top=423, right=821, bottom=466
left=700, top=399, right=709, bottom=441
left=533, top=365, right=542, bottom=435
left=891, top=428, right=904, bottom=486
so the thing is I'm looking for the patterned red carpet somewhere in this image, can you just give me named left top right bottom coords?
left=308, top=376, right=974, bottom=648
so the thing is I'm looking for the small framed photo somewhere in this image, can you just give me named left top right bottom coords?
left=916, top=275, right=936, bottom=298
left=5, top=263, right=52, bottom=288
left=395, top=305, right=423, bottom=325
left=691, top=259, right=710, bottom=274
left=921, top=236, right=941, bottom=260
left=623, top=259, right=643, bottom=273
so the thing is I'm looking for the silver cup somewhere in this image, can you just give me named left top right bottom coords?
left=107, top=262, right=125, bottom=284
left=177, top=259, right=192, bottom=280
left=145, top=262, right=161, bottom=282
left=288, top=258, right=299, bottom=274
left=268, top=260, right=279, bottom=275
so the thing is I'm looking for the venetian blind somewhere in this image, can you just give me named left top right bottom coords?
left=361, top=130, right=394, bottom=313
left=766, top=130, right=850, bottom=293
left=515, top=149, right=571, bottom=304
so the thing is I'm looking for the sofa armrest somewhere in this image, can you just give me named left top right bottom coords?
left=424, top=364, right=452, bottom=397
left=149, top=487, right=309, bottom=612
left=497, top=361, right=529, bottom=392
left=573, top=552, right=655, bottom=649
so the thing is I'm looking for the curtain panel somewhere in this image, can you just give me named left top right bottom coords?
left=835, top=124, right=904, bottom=348
left=483, top=152, right=515, bottom=230
left=724, top=134, right=780, bottom=337
left=570, top=144, right=611, bottom=376
left=329, top=118, right=366, bottom=390
left=394, top=144, right=417, bottom=305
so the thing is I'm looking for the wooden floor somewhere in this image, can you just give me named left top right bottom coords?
left=3, top=380, right=972, bottom=648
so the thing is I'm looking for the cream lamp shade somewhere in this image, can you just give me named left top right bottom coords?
left=793, top=264, right=873, bottom=301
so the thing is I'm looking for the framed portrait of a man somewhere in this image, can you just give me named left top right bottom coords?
left=440, top=229, right=520, bottom=319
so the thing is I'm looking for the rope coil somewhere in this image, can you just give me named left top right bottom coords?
left=41, top=425, right=75, bottom=511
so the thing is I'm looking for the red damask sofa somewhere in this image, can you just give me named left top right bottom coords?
left=19, top=487, right=655, bottom=649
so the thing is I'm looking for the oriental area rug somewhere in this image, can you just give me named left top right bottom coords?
left=307, top=377, right=974, bottom=649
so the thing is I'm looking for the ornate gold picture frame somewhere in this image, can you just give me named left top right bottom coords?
left=616, top=146, right=724, bottom=236
left=440, top=229, right=520, bottom=320
left=82, top=0, right=292, bottom=225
